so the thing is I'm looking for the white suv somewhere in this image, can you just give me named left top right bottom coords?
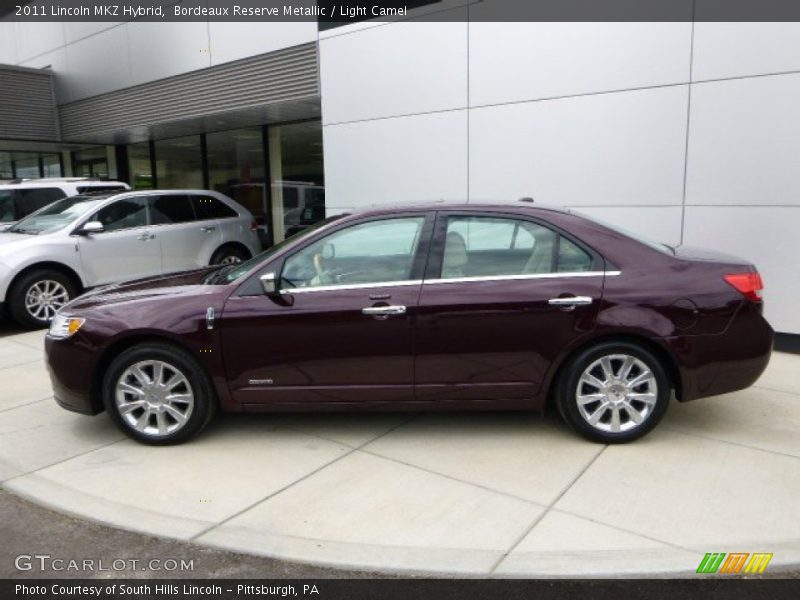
left=0, top=178, right=129, bottom=227
left=0, top=189, right=261, bottom=327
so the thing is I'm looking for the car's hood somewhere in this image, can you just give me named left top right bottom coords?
left=65, top=267, right=223, bottom=312
left=0, top=231, right=42, bottom=253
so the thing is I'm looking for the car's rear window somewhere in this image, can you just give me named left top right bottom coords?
left=573, top=210, right=673, bottom=255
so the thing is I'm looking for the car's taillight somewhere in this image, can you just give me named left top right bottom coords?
left=250, top=218, right=258, bottom=232
left=724, top=272, right=763, bottom=302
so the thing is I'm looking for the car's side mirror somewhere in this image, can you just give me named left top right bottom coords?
left=76, top=221, right=104, bottom=235
left=260, top=272, right=279, bottom=296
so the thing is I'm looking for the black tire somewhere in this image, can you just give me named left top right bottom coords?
left=556, top=341, right=670, bottom=443
left=8, top=269, right=78, bottom=329
left=210, top=245, right=250, bottom=266
left=102, top=342, right=217, bottom=445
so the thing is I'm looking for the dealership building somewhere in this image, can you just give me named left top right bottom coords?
left=0, top=4, right=799, bottom=337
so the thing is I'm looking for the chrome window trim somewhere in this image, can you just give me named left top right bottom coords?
left=424, top=270, right=619, bottom=286
left=280, top=279, right=423, bottom=295
left=275, top=271, right=620, bottom=294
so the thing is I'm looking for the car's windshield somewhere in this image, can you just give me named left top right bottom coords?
left=206, top=215, right=345, bottom=285
left=573, top=210, right=673, bottom=254
left=7, top=194, right=107, bottom=235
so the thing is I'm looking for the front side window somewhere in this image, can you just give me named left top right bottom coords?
left=282, top=217, right=425, bottom=289
left=91, top=198, right=149, bottom=232
left=440, top=216, right=592, bottom=279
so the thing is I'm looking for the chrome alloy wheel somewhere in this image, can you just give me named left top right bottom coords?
left=575, top=354, right=658, bottom=434
left=220, top=255, right=243, bottom=265
left=115, top=360, right=195, bottom=438
left=25, top=280, right=70, bottom=322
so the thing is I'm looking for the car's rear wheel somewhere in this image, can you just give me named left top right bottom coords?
left=556, top=341, right=670, bottom=443
left=8, top=269, right=78, bottom=328
left=103, top=343, right=217, bottom=445
left=210, top=245, right=249, bottom=265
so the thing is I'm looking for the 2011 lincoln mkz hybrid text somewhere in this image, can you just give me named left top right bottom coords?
left=45, top=201, right=773, bottom=445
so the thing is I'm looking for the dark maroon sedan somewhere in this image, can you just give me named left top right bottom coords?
left=45, top=201, right=773, bottom=445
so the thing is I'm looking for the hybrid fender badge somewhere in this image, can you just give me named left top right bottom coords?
left=206, top=307, right=215, bottom=330
left=248, top=379, right=274, bottom=386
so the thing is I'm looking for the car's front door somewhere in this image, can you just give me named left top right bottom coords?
left=414, top=213, right=605, bottom=405
left=76, top=196, right=162, bottom=286
left=220, top=213, right=433, bottom=407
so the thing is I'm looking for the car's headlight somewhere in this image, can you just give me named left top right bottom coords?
left=48, top=315, right=86, bottom=339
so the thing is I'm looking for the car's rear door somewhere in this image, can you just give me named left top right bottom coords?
left=191, top=193, right=255, bottom=257
left=414, top=211, right=605, bottom=405
left=219, top=213, right=434, bottom=408
left=150, top=194, right=222, bottom=271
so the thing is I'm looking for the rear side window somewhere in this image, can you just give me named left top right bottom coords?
left=150, top=194, right=195, bottom=224
left=557, top=237, right=593, bottom=272
left=191, top=195, right=237, bottom=220
left=440, top=215, right=595, bottom=279
left=0, top=191, right=17, bottom=221
left=18, top=188, right=66, bottom=216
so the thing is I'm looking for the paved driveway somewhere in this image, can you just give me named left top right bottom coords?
left=1, top=326, right=798, bottom=576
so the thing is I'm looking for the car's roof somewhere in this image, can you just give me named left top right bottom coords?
left=350, top=199, right=572, bottom=215
left=0, top=178, right=126, bottom=188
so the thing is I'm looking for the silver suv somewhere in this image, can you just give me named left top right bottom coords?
left=0, top=177, right=129, bottom=227
left=0, top=189, right=261, bottom=327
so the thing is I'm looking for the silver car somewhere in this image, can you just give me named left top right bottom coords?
left=0, top=189, right=261, bottom=328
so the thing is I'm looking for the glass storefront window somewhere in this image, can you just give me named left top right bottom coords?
left=128, top=142, right=154, bottom=189
left=0, top=151, right=62, bottom=179
left=13, top=153, right=40, bottom=178
left=154, top=135, right=203, bottom=189
left=42, top=154, right=62, bottom=177
left=269, top=120, right=325, bottom=243
left=0, top=152, right=13, bottom=179
left=72, top=147, right=109, bottom=178
left=206, top=128, right=267, bottom=244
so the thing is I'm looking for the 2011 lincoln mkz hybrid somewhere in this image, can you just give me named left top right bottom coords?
left=45, top=201, right=773, bottom=445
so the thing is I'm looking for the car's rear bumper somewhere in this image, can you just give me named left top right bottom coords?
left=667, top=302, right=774, bottom=402
left=45, top=335, right=102, bottom=415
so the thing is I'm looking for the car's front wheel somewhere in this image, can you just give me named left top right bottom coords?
left=8, top=269, right=78, bottom=328
left=103, top=343, right=217, bottom=445
left=556, top=341, right=670, bottom=443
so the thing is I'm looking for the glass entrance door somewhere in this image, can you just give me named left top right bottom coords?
left=268, top=121, right=325, bottom=244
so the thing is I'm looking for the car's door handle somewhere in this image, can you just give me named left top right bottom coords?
left=548, top=296, right=593, bottom=309
left=137, top=233, right=155, bottom=241
left=361, top=305, right=407, bottom=316
left=201, top=226, right=216, bottom=232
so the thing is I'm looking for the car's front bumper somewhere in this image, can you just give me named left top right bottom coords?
left=45, top=334, right=102, bottom=415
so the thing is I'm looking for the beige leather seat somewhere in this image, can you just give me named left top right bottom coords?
left=522, top=228, right=556, bottom=274
left=442, top=231, right=468, bottom=278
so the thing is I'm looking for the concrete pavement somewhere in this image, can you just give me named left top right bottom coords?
left=1, top=327, right=798, bottom=577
